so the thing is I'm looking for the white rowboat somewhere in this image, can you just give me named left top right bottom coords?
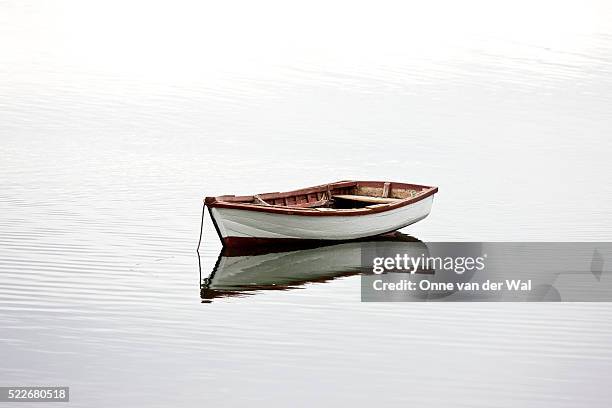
left=203, top=180, right=438, bottom=247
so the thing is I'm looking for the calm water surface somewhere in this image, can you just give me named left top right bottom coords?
left=1, top=0, right=612, bottom=406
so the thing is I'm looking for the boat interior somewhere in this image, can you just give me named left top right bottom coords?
left=212, top=181, right=434, bottom=210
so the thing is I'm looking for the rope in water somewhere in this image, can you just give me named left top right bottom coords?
left=196, top=203, right=206, bottom=252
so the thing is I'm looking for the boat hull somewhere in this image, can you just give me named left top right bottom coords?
left=209, top=195, right=434, bottom=247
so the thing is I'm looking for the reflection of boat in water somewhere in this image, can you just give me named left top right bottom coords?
left=200, top=232, right=427, bottom=302
left=200, top=239, right=612, bottom=303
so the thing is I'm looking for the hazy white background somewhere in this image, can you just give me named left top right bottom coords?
left=1, top=0, right=612, bottom=406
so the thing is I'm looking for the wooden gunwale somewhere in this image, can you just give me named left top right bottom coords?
left=204, top=180, right=438, bottom=217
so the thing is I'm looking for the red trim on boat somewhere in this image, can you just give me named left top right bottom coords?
left=222, top=236, right=340, bottom=249
left=204, top=180, right=438, bottom=217
left=220, top=231, right=423, bottom=253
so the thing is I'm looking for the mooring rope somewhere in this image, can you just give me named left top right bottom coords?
left=196, top=203, right=206, bottom=252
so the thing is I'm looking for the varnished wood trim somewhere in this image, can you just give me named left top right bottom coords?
left=204, top=180, right=437, bottom=217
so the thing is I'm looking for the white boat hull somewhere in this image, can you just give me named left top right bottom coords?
left=209, top=195, right=434, bottom=245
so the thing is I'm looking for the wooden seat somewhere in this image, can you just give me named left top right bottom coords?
left=333, top=195, right=401, bottom=204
